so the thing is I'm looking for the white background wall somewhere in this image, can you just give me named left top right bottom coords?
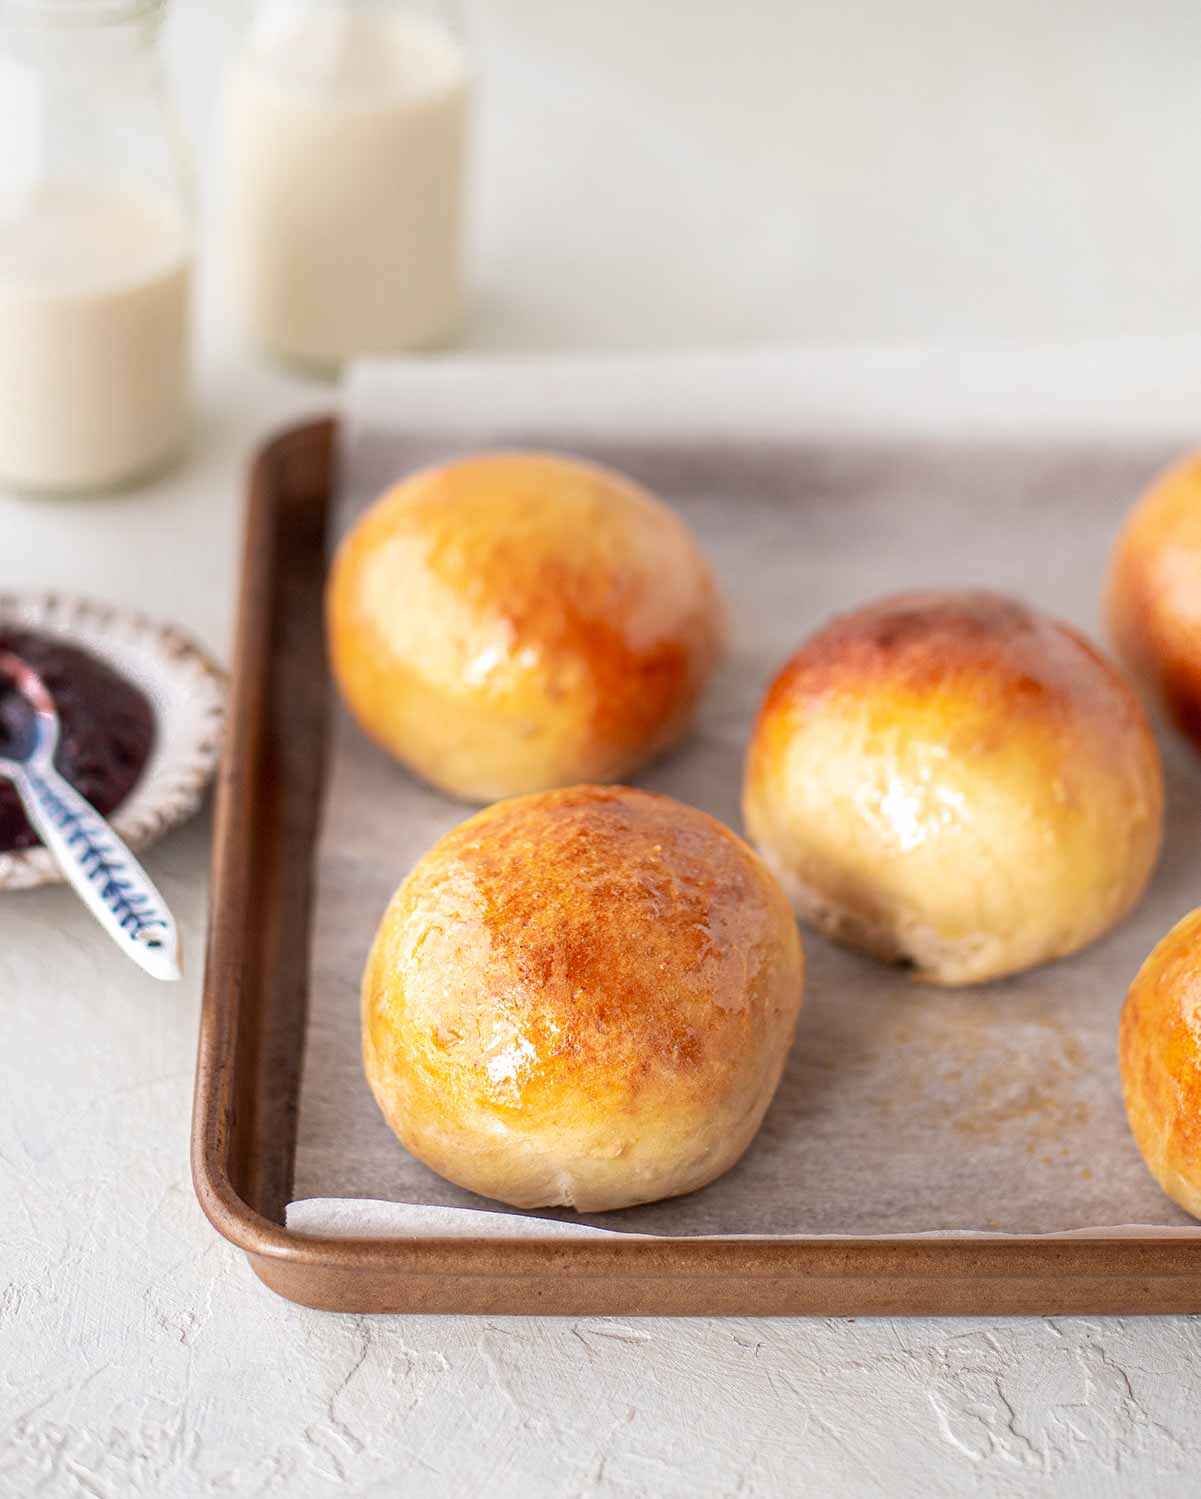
left=178, top=0, right=1201, bottom=354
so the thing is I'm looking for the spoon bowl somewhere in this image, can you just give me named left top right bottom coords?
left=0, top=651, right=182, bottom=982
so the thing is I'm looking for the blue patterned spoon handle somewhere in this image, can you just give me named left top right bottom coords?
left=9, top=760, right=182, bottom=982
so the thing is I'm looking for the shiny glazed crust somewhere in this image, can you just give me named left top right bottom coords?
left=742, top=591, right=1163, bottom=987
left=362, top=785, right=804, bottom=1212
left=1107, top=452, right=1201, bottom=746
left=1120, top=906, right=1201, bottom=1220
left=326, top=451, right=722, bottom=802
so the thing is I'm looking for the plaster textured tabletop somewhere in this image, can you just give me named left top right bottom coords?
left=3, top=3, right=1201, bottom=1496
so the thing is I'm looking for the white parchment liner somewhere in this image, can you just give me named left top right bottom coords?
left=289, top=349, right=1201, bottom=1241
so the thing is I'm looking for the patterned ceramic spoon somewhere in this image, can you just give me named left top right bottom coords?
left=0, top=651, right=181, bottom=981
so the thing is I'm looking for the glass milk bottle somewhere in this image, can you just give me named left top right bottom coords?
left=0, top=0, right=192, bottom=494
left=224, top=0, right=471, bottom=368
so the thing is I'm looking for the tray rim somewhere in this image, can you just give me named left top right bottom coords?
left=192, top=415, right=1201, bottom=1315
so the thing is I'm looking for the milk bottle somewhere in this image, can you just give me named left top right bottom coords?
left=0, top=0, right=192, bottom=493
left=224, top=1, right=470, bottom=367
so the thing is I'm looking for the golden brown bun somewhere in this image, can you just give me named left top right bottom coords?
left=326, top=452, right=722, bottom=802
left=362, top=785, right=803, bottom=1212
left=742, top=591, right=1163, bottom=987
left=1120, top=907, right=1201, bottom=1220
left=1108, top=452, right=1201, bottom=746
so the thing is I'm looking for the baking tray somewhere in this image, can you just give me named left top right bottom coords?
left=192, top=417, right=1201, bottom=1315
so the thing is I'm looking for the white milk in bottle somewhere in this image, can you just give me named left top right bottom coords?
left=0, top=183, right=190, bottom=492
left=224, top=2, right=470, bottom=366
left=0, top=0, right=192, bottom=493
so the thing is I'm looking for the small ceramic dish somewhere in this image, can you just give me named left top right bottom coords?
left=0, top=594, right=226, bottom=891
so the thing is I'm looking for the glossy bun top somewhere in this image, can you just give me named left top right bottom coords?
left=744, top=591, right=1163, bottom=985
left=362, top=785, right=804, bottom=1211
left=327, top=451, right=722, bottom=802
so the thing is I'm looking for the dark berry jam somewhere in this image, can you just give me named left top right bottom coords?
left=0, top=630, right=155, bottom=852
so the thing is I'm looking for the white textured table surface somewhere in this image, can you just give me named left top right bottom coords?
left=4, top=3, right=1201, bottom=1495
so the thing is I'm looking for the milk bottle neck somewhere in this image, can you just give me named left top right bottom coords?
left=0, top=0, right=189, bottom=233
left=247, top=0, right=464, bottom=45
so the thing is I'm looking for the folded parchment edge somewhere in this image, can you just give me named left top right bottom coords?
left=287, top=1198, right=1201, bottom=1243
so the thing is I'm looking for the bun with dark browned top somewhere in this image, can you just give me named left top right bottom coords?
left=327, top=451, right=722, bottom=803
left=362, top=785, right=804, bottom=1212
left=742, top=590, right=1163, bottom=986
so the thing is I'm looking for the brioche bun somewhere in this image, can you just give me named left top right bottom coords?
left=743, top=591, right=1163, bottom=986
left=1108, top=452, right=1201, bottom=746
left=327, top=452, right=721, bottom=802
left=362, top=785, right=803, bottom=1212
left=1120, top=906, right=1201, bottom=1220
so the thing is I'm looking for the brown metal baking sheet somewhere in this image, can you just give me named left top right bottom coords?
left=192, top=417, right=1201, bottom=1314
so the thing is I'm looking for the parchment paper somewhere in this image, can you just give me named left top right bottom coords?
left=291, top=352, right=1201, bottom=1239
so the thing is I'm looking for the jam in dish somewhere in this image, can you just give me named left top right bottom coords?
left=0, top=630, right=155, bottom=852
